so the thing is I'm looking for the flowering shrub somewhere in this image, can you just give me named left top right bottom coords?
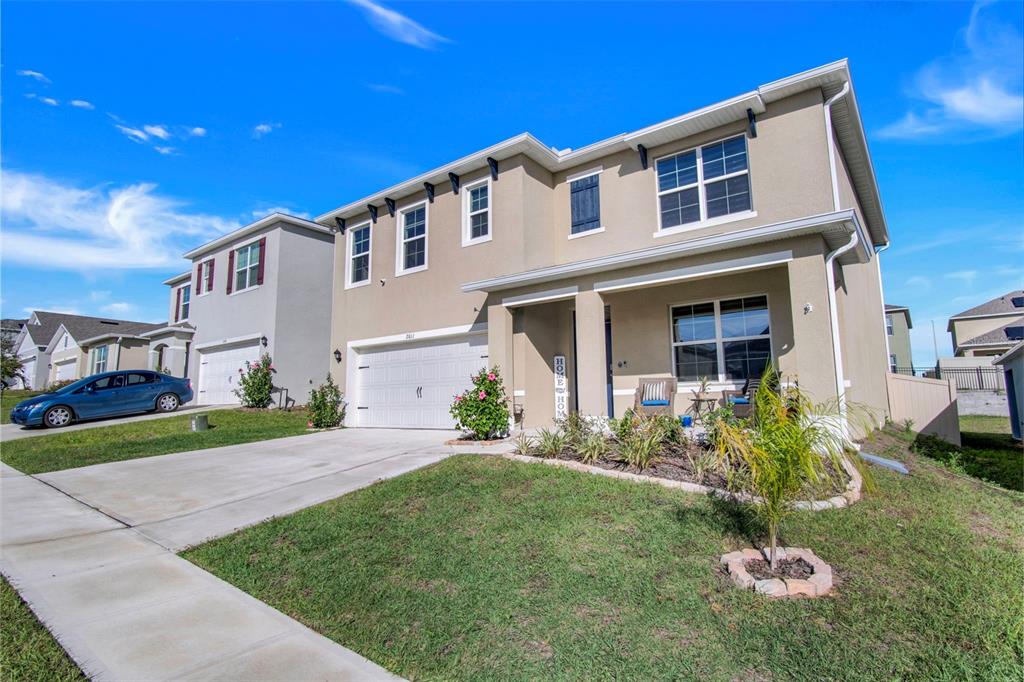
left=234, top=353, right=275, bottom=408
left=307, top=374, right=346, bottom=428
left=449, top=366, right=510, bottom=439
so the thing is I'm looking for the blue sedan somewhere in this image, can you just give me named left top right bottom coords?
left=9, top=371, right=194, bottom=428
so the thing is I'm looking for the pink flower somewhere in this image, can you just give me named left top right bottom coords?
left=478, top=390, right=487, bottom=400
left=487, top=373, right=496, bottom=381
left=455, top=395, right=463, bottom=403
left=307, top=421, right=313, bottom=428
left=269, top=364, right=275, bottom=370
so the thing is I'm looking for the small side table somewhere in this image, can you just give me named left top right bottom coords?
left=690, top=397, right=719, bottom=423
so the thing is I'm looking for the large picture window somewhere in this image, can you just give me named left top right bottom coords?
left=397, top=202, right=428, bottom=274
left=656, top=135, right=751, bottom=231
left=671, top=295, right=771, bottom=383
left=234, top=242, right=261, bottom=291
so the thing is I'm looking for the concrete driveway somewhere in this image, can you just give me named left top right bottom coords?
left=1, top=427, right=500, bottom=681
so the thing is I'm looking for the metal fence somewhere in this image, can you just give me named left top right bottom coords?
left=892, top=366, right=1005, bottom=391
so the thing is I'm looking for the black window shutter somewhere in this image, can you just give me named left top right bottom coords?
left=570, top=175, right=600, bottom=233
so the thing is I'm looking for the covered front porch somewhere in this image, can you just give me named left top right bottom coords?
left=476, top=235, right=849, bottom=430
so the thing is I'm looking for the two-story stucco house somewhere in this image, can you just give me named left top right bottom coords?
left=947, top=290, right=1024, bottom=357
left=148, top=213, right=336, bottom=406
left=318, top=60, right=892, bottom=436
left=885, top=304, right=913, bottom=371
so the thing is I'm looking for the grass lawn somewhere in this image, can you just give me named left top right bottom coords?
left=1, top=389, right=42, bottom=424
left=890, top=415, right=1024, bottom=492
left=1, top=577, right=84, bottom=681
left=0, top=408, right=312, bottom=475
left=186, top=449, right=1023, bottom=680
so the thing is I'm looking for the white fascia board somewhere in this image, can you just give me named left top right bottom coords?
left=194, top=333, right=264, bottom=351
left=140, top=325, right=196, bottom=339
left=347, top=322, right=487, bottom=350
left=502, top=285, right=579, bottom=307
left=183, top=214, right=334, bottom=260
left=992, top=341, right=1024, bottom=366
left=462, top=210, right=866, bottom=293
left=594, top=251, right=793, bottom=293
left=162, top=271, right=192, bottom=286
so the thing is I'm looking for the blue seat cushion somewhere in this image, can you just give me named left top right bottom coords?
left=641, top=400, right=670, bottom=406
left=728, top=396, right=750, bottom=405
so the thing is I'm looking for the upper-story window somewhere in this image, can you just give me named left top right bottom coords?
left=886, top=314, right=894, bottom=336
left=462, top=179, right=491, bottom=246
left=179, top=285, right=191, bottom=319
left=396, top=202, right=428, bottom=275
left=234, top=242, right=261, bottom=291
left=656, top=135, right=751, bottom=232
left=348, top=222, right=372, bottom=287
left=196, top=259, right=214, bottom=295
left=670, top=295, right=770, bottom=384
left=92, top=345, right=108, bottom=374
left=570, top=170, right=601, bottom=235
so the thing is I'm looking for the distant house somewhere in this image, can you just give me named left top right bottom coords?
left=992, top=342, right=1022, bottom=440
left=947, top=290, right=1024, bottom=357
left=884, top=304, right=912, bottom=371
left=1, top=318, right=27, bottom=344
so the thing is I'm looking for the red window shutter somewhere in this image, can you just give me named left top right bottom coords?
left=174, top=287, right=182, bottom=322
left=226, top=250, right=235, bottom=294
left=195, top=263, right=202, bottom=294
left=207, top=259, right=215, bottom=292
left=256, top=238, right=266, bottom=285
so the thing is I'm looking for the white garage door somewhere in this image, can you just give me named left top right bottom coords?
left=355, top=334, right=487, bottom=428
left=55, top=360, right=77, bottom=382
left=197, top=341, right=261, bottom=405
left=20, top=359, right=36, bottom=388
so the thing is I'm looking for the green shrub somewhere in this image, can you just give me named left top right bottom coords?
left=536, top=428, right=567, bottom=459
left=578, top=433, right=610, bottom=464
left=449, top=366, right=511, bottom=440
left=558, top=411, right=589, bottom=447
left=512, top=432, right=535, bottom=456
left=618, top=431, right=661, bottom=470
left=234, top=354, right=275, bottom=408
left=610, top=409, right=638, bottom=442
left=45, top=379, right=76, bottom=392
left=307, top=374, right=346, bottom=429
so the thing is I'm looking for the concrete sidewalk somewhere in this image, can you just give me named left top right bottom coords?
left=1, top=404, right=230, bottom=442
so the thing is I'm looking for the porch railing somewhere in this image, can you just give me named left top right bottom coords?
left=891, top=366, right=1005, bottom=391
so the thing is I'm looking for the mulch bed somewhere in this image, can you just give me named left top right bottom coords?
left=744, top=557, right=814, bottom=580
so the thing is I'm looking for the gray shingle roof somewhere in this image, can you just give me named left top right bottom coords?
left=884, top=304, right=912, bottom=328
left=26, top=311, right=163, bottom=347
left=950, top=290, right=1024, bottom=319
left=961, top=317, right=1024, bottom=347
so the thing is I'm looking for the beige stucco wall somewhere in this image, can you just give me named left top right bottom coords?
left=950, top=315, right=1021, bottom=355
left=886, top=312, right=913, bottom=368
left=48, top=330, right=85, bottom=383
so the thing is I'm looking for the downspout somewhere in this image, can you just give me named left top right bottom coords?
left=875, top=242, right=894, bottom=424
left=822, top=80, right=854, bottom=435
left=114, top=338, right=123, bottom=371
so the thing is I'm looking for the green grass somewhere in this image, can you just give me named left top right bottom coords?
left=1, top=389, right=42, bottom=424
left=0, top=408, right=312, bottom=474
left=185, top=450, right=1024, bottom=681
left=895, top=416, right=1024, bottom=491
left=1, top=577, right=84, bottom=681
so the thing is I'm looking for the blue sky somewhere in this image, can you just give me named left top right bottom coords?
left=2, top=0, right=1021, bottom=364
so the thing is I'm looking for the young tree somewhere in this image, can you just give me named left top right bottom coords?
left=0, top=336, right=25, bottom=389
left=713, top=366, right=848, bottom=569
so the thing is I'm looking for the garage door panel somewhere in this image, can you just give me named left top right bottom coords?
left=355, top=334, right=487, bottom=428
left=198, top=341, right=261, bottom=405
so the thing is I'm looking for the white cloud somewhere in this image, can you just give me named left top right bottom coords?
left=26, top=94, right=59, bottom=106
left=188, top=127, right=207, bottom=137
left=366, top=83, right=404, bottom=95
left=69, top=99, right=95, bottom=110
left=252, top=207, right=310, bottom=220
left=348, top=0, right=449, bottom=49
left=945, top=270, right=978, bottom=285
left=878, top=1, right=1023, bottom=140
left=89, top=290, right=112, bottom=302
left=252, top=122, right=281, bottom=138
left=143, top=124, right=172, bottom=140
left=154, top=146, right=177, bottom=155
left=17, top=69, right=50, bottom=84
left=115, top=125, right=149, bottom=143
left=1, top=169, right=240, bottom=271
left=904, top=275, right=931, bottom=290
left=100, top=302, right=136, bottom=316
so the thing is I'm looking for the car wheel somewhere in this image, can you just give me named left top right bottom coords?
left=157, top=393, right=180, bottom=412
left=43, top=405, right=73, bottom=428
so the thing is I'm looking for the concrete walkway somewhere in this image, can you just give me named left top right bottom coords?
left=1, top=404, right=230, bottom=442
left=0, top=428, right=498, bottom=681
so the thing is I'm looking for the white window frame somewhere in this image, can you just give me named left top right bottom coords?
left=346, top=221, right=373, bottom=289
left=92, top=345, right=108, bottom=374
left=196, top=260, right=214, bottom=297
left=395, top=200, right=429, bottom=277
left=232, top=240, right=262, bottom=294
left=461, top=177, right=492, bottom=247
left=179, top=284, right=191, bottom=320
left=885, top=314, right=894, bottom=336
left=567, top=166, right=604, bottom=238
left=666, top=292, right=773, bottom=388
left=889, top=354, right=898, bottom=372
left=653, top=134, right=756, bottom=238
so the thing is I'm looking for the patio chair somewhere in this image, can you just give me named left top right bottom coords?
left=634, top=377, right=677, bottom=416
left=722, top=378, right=761, bottom=418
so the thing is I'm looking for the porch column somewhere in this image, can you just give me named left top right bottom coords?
left=786, top=253, right=838, bottom=404
left=575, top=289, right=607, bottom=416
left=487, top=303, right=514, bottom=383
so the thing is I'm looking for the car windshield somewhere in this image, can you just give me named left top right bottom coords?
left=49, top=376, right=104, bottom=394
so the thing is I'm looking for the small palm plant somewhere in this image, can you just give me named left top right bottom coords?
left=713, top=365, right=848, bottom=569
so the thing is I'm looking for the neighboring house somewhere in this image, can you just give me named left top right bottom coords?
left=1, top=318, right=27, bottom=344
left=318, top=59, right=893, bottom=435
left=44, top=316, right=163, bottom=384
left=153, top=213, right=335, bottom=406
left=11, top=312, right=63, bottom=389
left=884, top=304, right=912, bottom=371
left=947, top=290, right=1024, bottom=357
left=993, top=342, right=1023, bottom=440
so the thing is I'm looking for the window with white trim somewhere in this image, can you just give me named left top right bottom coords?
left=570, top=172, right=601, bottom=234
left=463, top=179, right=491, bottom=245
left=885, top=314, right=894, bottom=335
left=197, top=260, right=214, bottom=295
left=92, top=345, right=108, bottom=374
left=397, top=202, right=427, bottom=274
left=179, top=285, right=191, bottom=319
left=656, top=135, right=751, bottom=230
left=234, top=243, right=260, bottom=291
left=670, top=295, right=770, bottom=383
left=348, top=223, right=371, bottom=286
left=889, top=354, right=897, bottom=372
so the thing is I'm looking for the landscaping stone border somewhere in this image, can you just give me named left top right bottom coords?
left=720, top=547, right=833, bottom=598
left=501, top=451, right=863, bottom=511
